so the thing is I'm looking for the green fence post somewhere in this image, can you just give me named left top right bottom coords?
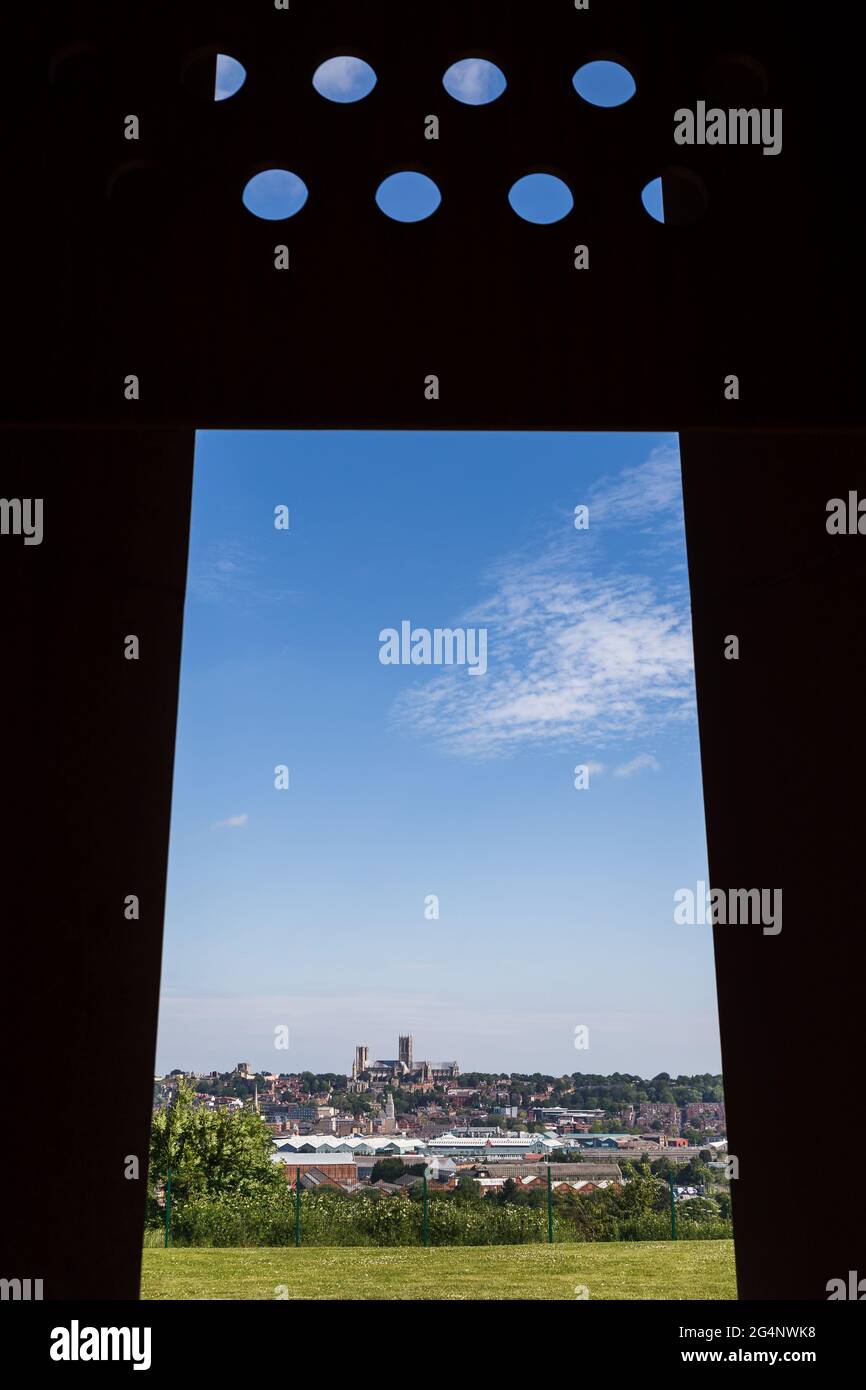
left=422, top=1173, right=429, bottom=1248
left=295, top=1168, right=302, bottom=1247
left=163, top=1168, right=171, bottom=1249
left=547, top=1162, right=554, bottom=1244
left=669, top=1174, right=678, bottom=1240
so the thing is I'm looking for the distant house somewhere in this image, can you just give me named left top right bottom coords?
left=273, top=1154, right=358, bottom=1185
left=426, top=1134, right=557, bottom=1160
left=298, top=1167, right=349, bottom=1191
left=474, top=1163, right=622, bottom=1183
left=392, top=1173, right=452, bottom=1191
left=425, top=1157, right=458, bottom=1183
left=475, top=1178, right=506, bottom=1194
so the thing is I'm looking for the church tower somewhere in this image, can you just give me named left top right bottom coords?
left=381, top=1090, right=397, bottom=1134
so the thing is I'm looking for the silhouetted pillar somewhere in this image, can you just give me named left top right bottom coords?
left=0, top=429, right=194, bottom=1299
left=680, top=430, right=865, bottom=1299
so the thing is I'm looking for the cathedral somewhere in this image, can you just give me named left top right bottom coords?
left=349, top=1034, right=459, bottom=1090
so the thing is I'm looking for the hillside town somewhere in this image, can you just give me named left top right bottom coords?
left=154, top=1039, right=727, bottom=1201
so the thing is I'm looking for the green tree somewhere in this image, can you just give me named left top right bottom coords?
left=149, top=1080, right=281, bottom=1205
left=370, top=1157, right=407, bottom=1184
left=650, top=1157, right=677, bottom=1181
left=678, top=1196, right=721, bottom=1224
left=678, top=1160, right=713, bottom=1188
left=620, top=1174, right=668, bottom=1218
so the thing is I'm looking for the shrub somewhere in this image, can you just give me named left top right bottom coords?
left=163, top=1186, right=733, bottom=1248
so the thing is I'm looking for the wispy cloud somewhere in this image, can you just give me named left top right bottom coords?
left=614, top=753, right=661, bottom=778
left=188, top=538, right=299, bottom=609
left=391, top=556, right=693, bottom=758
left=390, top=444, right=694, bottom=759
left=314, top=56, right=374, bottom=101
left=189, top=540, right=252, bottom=602
left=445, top=59, right=503, bottom=104
left=588, top=441, right=686, bottom=565
left=212, top=813, right=249, bottom=829
left=588, top=442, right=682, bottom=526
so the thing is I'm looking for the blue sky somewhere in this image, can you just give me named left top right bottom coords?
left=155, top=432, right=720, bottom=1079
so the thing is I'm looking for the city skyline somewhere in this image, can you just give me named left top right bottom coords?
left=156, top=1051, right=722, bottom=1083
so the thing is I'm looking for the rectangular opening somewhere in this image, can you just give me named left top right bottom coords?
left=145, top=430, right=730, bottom=1300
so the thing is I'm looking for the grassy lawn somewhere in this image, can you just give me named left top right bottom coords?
left=140, top=1240, right=736, bottom=1300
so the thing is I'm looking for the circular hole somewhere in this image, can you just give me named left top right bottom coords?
left=572, top=60, right=636, bottom=107
left=508, top=173, right=574, bottom=224
left=375, top=172, right=441, bottom=223
left=242, top=169, right=308, bottom=220
left=182, top=48, right=247, bottom=102
left=641, top=176, right=665, bottom=224
left=641, top=168, right=708, bottom=226
left=214, top=53, right=247, bottom=101
left=442, top=58, right=507, bottom=105
left=312, top=55, right=377, bottom=103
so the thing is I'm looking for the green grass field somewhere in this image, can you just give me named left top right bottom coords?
left=141, top=1240, right=736, bottom=1300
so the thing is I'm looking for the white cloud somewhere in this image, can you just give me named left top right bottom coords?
left=391, top=552, right=694, bottom=758
left=315, top=56, right=369, bottom=98
left=213, top=813, right=249, bottom=829
left=614, top=753, right=661, bottom=778
left=390, top=444, right=695, bottom=759
left=189, top=540, right=251, bottom=602
left=447, top=59, right=498, bottom=103
left=188, top=537, right=300, bottom=609
left=589, top=441, right=682, bottom=526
